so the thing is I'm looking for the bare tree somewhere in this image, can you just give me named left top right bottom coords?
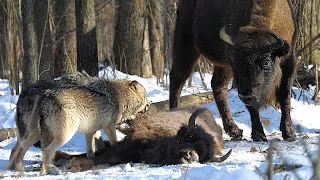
left=293, top=0, right=320, bottom=104
left=75, top=0, right=98, bottom=76
left=22, top=0, right=39, bottom=91
left=113, top=0, right=145, bottom=76
left=147, top=0, right=163, bottom=80
left=52, top=0, right=77, bottom=77
left=35, top=0, right=54, bottom=80
left=95, top=0, right=115, bottom=66
left=163, top=1, right=176, bottom=69
left=0, top=1, right=10, bottom=80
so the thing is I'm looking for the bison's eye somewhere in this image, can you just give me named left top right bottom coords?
left=228, top=49, right=236, bottom=61
left=186, top=134, right=195, bottom=142
left=263, top=60, right=272, bottom=71
left=262, top=54, right=272, bottom=70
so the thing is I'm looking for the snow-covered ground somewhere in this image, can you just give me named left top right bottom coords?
left=0, top=67, right=319, bottom=180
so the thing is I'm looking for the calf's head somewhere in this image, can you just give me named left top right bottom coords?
left=220, top=26, right=290, bottom=107
left=166, top=108, right=231, bottom=164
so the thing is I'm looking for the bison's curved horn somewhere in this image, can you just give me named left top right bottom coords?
left=269, top=33, right=284, bottom=49
left=188, top=107, right=209, bottom=127
left=211, top=149, right=232, bottom=163
left=220, top=24, right=234, bottom=46
left=259, top=33, right=285, bottom=54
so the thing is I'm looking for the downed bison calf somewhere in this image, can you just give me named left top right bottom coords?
left=67, top=106, right=231, bottom=172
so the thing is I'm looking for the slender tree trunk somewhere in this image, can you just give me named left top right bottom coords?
left=163, top=1, right=176, bottom=71
left=113, top=0, right=145, bottom=76
left=53, top=0, right=77, bottom=77
left=147, top=0, right=163, bottom=79
left=315, top=63, right=319, bottom=105
left=163, top=0, right=176, bottom=87
left=0, top=1, right=10, bottom=79
left=35, top=0, right=54, bottom=80
left=75, top=0, right=98, bottom=76
left=22, top=0, right=39, bottom=91
left=142, top=15, right=153, bottom=78
left=95, top=0, right=115, bottom=67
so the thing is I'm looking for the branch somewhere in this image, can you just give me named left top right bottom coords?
left=296, top=33, right=320, bottom=57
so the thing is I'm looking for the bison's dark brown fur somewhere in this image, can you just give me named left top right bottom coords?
left=63, top=106, right=231, bottom=172
left=170, top=0, right=296, bottom=141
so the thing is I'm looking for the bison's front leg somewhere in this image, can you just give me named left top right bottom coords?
left=277, top=55, right=296, bottom=141
left=246, top=106, right=267, bottom=142
left=211, top=66, right=243, bottom=140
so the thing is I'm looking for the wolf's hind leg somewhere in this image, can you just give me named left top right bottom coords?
left=103, top=125, right=117, bottom=145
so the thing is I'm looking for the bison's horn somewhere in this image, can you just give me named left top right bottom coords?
left=188, top=107, right=208, bottom=127
left=220, top=24, right=234, bottom=46
left=259, top=33, right=285, bottom=54
left=211, top=149, right=232, bottom=163
left=269, top=33, right=284, bottom=49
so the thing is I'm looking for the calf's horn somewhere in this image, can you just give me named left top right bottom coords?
left=211, top=149, right=232, bottom=162
left=188, top=107, right=208, bottom=127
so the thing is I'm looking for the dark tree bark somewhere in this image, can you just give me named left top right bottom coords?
left=75, top=0, right=98, bottom=76
left=113, top=0, right=145, bottom=76
left=0, top=1, right=10, bottom=79
left=53, top=0, right=77, bottom=77
left=22, top=0, right=39, bottom=91
left=147, top=0, right=163, bottom=79
left=95, top=0, right=115, bottom=67
left=163, top=0, right=176, bottom=73
left=35, top=0, right=54, bottom=80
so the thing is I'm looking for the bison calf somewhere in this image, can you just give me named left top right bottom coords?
left=68, top=106, right=231, bottom=172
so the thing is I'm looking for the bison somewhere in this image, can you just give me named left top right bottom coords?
left=170, top=0, right=296, bottom=141
left=54, top=106, right=231, bottom=172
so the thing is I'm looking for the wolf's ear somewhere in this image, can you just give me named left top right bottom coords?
left=130, top=80, right=139, bottom=92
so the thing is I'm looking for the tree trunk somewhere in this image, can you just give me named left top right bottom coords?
left=95, top=0, right=115, bottom=67
left=0, top=1, right=10, bottom=79
left=113, top=0, right=145, bottom=76
left=163, top=0, right=177, bottom=87
left=142, top=15, right=153, bottom=78
left=22, top=0, right=39, bottom=91
left=315, top=63, right=319, bottom=105
left=75, top=0, right=98, bottom=76
left=147, top=0, right=163, bottom=79
left=35, top=0, right=54, bottom=80
left=53, top=0, right=77, bottom=77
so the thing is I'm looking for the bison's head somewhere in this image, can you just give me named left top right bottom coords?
left=220, top=25, right=289, bottom=107
left=166, top=108, right=231, bottom=164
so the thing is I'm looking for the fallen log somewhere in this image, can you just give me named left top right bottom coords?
left=0, top=128, right=18, bottom=142
left=147, top=91, right=214, bottom=114
left=0, top=92, right=214, bottom=142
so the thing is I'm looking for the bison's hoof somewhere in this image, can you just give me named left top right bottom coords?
left=281, top=128, right=296, bottom=141
left=282, top=133, right=296, bottom=142
left=229, top=129, right=243, bottom=141
left=251, top=133, right=267, bottom=142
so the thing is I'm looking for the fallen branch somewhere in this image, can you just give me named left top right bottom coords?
left=296, top=33, right=320, bottom=57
